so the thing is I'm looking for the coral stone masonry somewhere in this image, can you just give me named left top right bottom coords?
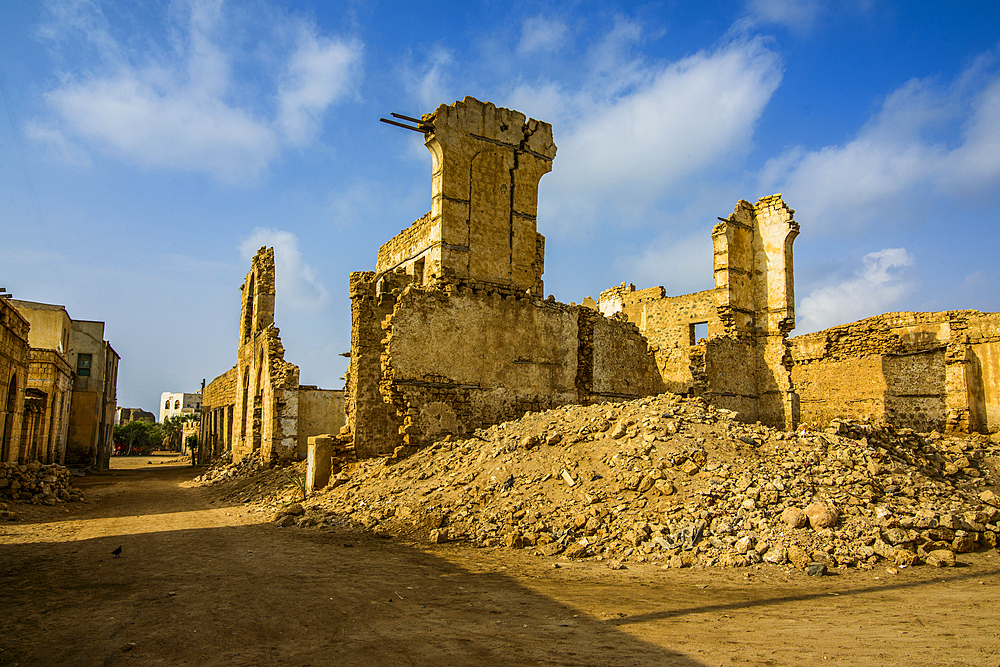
left=347, top=97, right=665, bottom=458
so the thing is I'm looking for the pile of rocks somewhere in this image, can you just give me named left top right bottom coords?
left=0, top=461, right=84, bottom=509
left=194, top=450, right=268, bottom=484
left=228, top=392, right=999, bottom=571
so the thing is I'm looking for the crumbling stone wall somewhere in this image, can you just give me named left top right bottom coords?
left=201, top=366, right=238, bottom=458
left=598, top=195, right=800, bottom=429
left=232, top=248, right=300, bottom=463
left=348, top=97, right=663, bottom=458
left=0, top=300, right=30, bottom=463
left=350, top=274, right=662, bottom=457
left=790, top=310, right=1000, bottom=433
left=25, top=349, right=72, bottom=464
left=206, top=247, right=343, bottom=463
left=296, top=387, right=344, bottom=459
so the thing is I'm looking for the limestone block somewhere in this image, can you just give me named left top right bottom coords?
left=306, top=435, right=334, bottom=493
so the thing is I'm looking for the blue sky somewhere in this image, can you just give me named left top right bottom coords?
left=2, top=0, right=999, bottom=414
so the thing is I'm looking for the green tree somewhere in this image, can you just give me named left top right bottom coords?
left=113, top=420, right=153, bottom=455
left=161, top=416, right=185, bottom=451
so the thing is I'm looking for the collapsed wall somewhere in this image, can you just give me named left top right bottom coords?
left=791, top=310, right=1000, bottom=433
left=347, top=97, right=664, bottom=458
left=597, top=195, right=800, bottom=429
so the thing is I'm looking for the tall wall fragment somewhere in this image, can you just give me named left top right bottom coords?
left=232, top=247, right=300, bottom=463
left=597, top=195, right=800, bottom=429
left=0, top=299, right=30, bottom=463
left=204, top=247, right=343, bottom=464
left=348, top=97, right=664, bottom=458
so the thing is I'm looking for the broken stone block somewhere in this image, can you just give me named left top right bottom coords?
left=805, top=502, right=838, bottom=529
left=679, top=461, right=700, bottom=476
left=539, top=542, right=563, bottom=556
left=787, top=545, right=810, bottom=569
left=925, top=549, right=956, bottom=567
left=306, top=435, right=334, bottom=493
left=781, top=507, right=808, bottom=529
left=763, top=545, right=787, bottom=565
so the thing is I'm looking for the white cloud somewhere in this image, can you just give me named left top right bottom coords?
left=518, top=16, right=568, bottom=55
left=747, top=0, right=825, bottom=32
left=759, top=55, right=1000, bottom=232
left=534, top=34, right=783, bottom=231
left=614, top=231, right=716, bottom=296
left=23, top=119, right=92, bottom=167
left=34, top=0, right=363, bottom=183
left=746, top=0, right=873, bottom=33
left=406, top=46, right=455, bottom=113
left=797, top=247, right=918, bottom=333
left=278, top=27, right=362, bottom=145
left=239, top=228, right=328, bottom=312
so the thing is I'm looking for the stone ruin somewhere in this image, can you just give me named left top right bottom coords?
left=200, top=248, right=344, bottom=463
left=596, top=195, right=800, bottom=430
left=198, top=95, right=1000, bottom=467
left=790, top=310, right=1000, bottom=433
left=346, top=97, right=665, bottom=458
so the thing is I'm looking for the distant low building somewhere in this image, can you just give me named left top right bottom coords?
left=116, top=407, right=155, bottom=426
left=159, top=392, right=201, bottom=423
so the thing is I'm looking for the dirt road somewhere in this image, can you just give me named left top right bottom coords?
left=1, top=457, right=999, bottom=666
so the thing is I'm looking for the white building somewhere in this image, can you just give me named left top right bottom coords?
left=159, top=392, right=201, bottom=423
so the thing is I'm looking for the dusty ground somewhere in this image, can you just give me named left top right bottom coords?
left=1, top=453, right=999, bottom=667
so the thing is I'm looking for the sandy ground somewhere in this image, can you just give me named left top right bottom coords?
left=1, top=455, right=999, bottom=666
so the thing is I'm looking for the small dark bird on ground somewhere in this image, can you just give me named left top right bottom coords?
left=112, top=546, right=122, bottom=558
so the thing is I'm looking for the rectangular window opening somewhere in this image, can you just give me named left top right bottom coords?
left=77, top=353, right=92, bottom=377
left=689, top=322, right=709, bottom=345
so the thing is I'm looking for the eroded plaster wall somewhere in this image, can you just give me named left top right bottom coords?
left=597, top=195, right=800, bottom=429
left=348, top=97, right=663, bottom=458
left=296, top=388, right=345, bottom=459
left=789, top=310, right=1000, bottom=433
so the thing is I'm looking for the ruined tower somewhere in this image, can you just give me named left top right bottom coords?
left=374, top=96, right=557, bottom=294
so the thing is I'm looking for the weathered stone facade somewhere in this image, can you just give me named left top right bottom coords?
left=790, top=310, right=1000, bottom=433
left=202, top=248, right=345, bottom=464
left=9, top=300, right=74, bottom=464
left=348, top=97, right=664, bottom=458
left=116, top=407, right=155, bottom=426
left=0, top=298, right=30, bottom=463
left=65, top=320, right=119, bottom=469
left=597, top=195, right=800, bottom=429
left=200, top=367, right=237, bottom=459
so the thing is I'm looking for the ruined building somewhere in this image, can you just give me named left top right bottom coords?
left=347, top=97, right=664, bottom=458
left=1, top=298, right=119, bottom=468
left=596, top=195, right=800, bottom=429
left=790, top=310, right=1000, bottom=433
left=7, top=300, right=73, bottom=465
left=201, top=248, right=343, bottom=463
left=64, top=319, right=119, bottom=469
left=0, top=297, right=30, bottom=463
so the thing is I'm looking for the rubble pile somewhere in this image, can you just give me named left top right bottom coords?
left=195, top=450, right=312, bottom=506
left=194, top=450, right=269, bottom=485
left=0, top=461, right=84, bottom=510
left=223, top=392, right=1000, bottom=571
